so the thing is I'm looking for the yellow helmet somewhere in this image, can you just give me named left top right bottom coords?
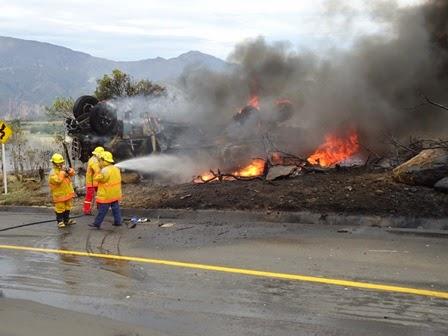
left=101, top=151, right=114, bottom=163
left=51, top=153, right=65, bottom=164
left=92, top=146, right=104, bottom=156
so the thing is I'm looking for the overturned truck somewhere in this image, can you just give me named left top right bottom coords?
left=66, top=94, right=303, bottom=174
left=66, top=95, right=194, bottom=163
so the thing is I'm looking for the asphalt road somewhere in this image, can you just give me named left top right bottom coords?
left=0, top=209, right=447, bottom=336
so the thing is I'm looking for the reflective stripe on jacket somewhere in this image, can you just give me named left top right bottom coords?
left=94, top=164, right=122, bottom=204
left=48, top=167, right=75, bottom=202
left=86, top=156, right=100, bottom=187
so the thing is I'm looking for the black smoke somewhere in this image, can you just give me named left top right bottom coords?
left=178, top=0, right=448, bottom=152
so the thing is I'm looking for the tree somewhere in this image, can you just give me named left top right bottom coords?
left=94, top=69, right=166, bottom=100
left=45, top=97, right=75, bottom=120
left=8, top=120, right=27, bottom=177
left=43, top=97, right=71, bottom=145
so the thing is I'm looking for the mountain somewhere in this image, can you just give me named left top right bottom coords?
left=0, top=36, right=229, bottom=118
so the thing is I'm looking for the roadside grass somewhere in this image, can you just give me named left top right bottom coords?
left=0, top=180, right=50, bottom=206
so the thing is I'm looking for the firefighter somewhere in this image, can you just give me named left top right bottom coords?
left=89, top=151, right=122, bottom=229
left=83, top=146, right=104, bottom=215
left=49, top=153, right=76, bottom=228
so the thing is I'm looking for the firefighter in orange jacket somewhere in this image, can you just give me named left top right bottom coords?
left=83, top=146, right=104, bottom=215
left=48, top=153, right=76, bottom=228
left=89, top=151, right=122, bottom=229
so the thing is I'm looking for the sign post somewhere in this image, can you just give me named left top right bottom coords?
left=2, top=143, right=6, bottom=194
left=0, top=120, right=13, bottom=195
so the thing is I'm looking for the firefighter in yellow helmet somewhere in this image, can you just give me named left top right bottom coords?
left=89, top=151, right=122, bottom=229
left=48, top=153, right=76, bottom=228
left=83, top=146, right=104, bottom=215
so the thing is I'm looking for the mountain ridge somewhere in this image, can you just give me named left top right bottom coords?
left=0, top=36, right=229, bottom=118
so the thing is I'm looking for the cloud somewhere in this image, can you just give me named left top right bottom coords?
left=0, top=0, right=425, bottom=60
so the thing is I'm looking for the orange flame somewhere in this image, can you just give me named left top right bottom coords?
left=194, top=159, right=266, bottom=183
left=233, top=158, right=265, bottom=177
left=307, top=130, right=359, bottom=167
left=195, top=171, right=215, bottom=183
left=247, top=95, right=260, bottom=109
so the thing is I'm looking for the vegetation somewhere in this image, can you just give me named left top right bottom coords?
left=45, top=97, right=75, bottom=120
left=94, top=69, right=166, bottom=100
left=46, top=69, right=166, bottom=119
left=4, top=120, right=53, bottom=178
left=0, top=179, right=48, bottom=206
left=29, top=123, right=60, bottom=134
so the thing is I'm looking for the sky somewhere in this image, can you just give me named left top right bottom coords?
left=0, top=0, right=424, bottom=61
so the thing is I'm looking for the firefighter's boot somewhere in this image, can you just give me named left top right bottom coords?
left=56, top=212, right=66, bottom=228
left=63, top=211, right=76, bottom=226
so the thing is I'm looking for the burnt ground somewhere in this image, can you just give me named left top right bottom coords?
left=121, top=167, right=448, bottom=218
left=1, top=168, right=448, bottom=218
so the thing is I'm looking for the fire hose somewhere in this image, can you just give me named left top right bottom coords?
left=0, top=214, right=85, bottom=233
left=62, top=141, right=73, bottom=169
left=0, top=215, right=145, bottom=232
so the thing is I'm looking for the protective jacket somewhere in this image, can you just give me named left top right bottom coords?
left=94, top=164, right=122, bottom=203
left=49, top=167, right=75, bottom=202
left=86, top=156, right=100, bottom=187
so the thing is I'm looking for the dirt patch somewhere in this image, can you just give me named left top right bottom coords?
left=2, top=168, right=447, bottom=218
left=121, top=168, right=448, bottom=218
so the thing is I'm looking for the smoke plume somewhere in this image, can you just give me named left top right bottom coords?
left=177, top=0, right=448, bottom=150
left=108, top=0, right=448, bottom=181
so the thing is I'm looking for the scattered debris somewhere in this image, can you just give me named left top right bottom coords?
left=125, top=216, right=149, bottom=229
left=337, top=228, right=352, bottom=233
left=392, top=148, right=448, bottom=186
left=180, top=194, right=192, bottom=200
left=266, top=165, right=299, bottom=181
left=159, top=222, right=175, bottom=228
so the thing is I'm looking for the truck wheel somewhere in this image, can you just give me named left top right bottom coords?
left=65, top=118, right=80, bottom=134
left=90, top=102, right=117, bottom=135
left=73, top=95, right=98, bottom=118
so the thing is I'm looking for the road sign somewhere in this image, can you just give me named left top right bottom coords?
left=0, top=120, right=13, bottom=144
left=0, top=120, right=11, bottom=194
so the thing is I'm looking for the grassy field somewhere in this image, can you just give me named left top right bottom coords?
left=22, top=120, right=63, bottom=138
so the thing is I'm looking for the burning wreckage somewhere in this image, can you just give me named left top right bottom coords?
left=66, top=94, right=363, bottom=184
left=65, top=1, right=448, bottom=193
left=66, top=95, right=185, bottom=163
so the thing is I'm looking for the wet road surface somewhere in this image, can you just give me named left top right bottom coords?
left=0, top=210, right=447, bottom=335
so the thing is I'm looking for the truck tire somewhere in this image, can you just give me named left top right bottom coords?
left=90, top=102, right=117, bottom=135
left=73, top=95, right=98, bottom=118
